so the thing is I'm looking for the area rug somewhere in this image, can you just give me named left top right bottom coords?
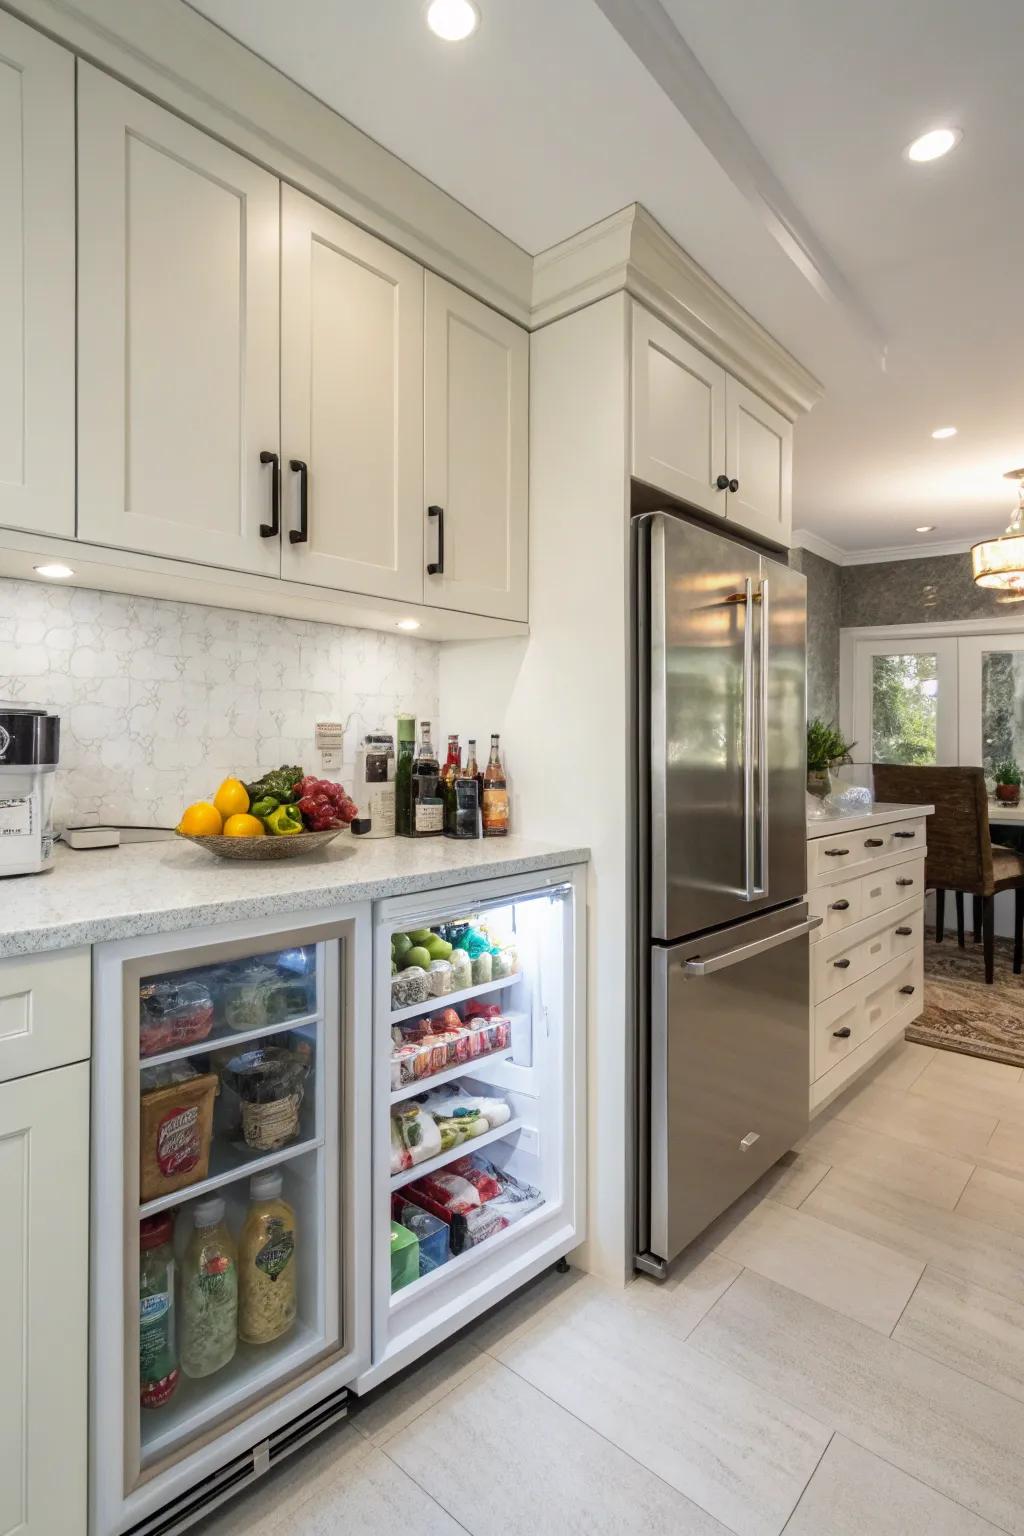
left=906, top=934, right=1024, bottom=1068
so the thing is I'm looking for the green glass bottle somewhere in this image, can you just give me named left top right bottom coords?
left=395, top=714, right=416, bottom=836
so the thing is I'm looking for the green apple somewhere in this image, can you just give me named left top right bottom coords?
left=426, top=935, right=452, bottom=960
left=404, top=945, right=432, bottom=971
left=408, top=929, right=434, bottom=945
left=392, top=933, right=413, bottom=961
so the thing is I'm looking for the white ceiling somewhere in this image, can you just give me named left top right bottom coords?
left=189, top=0, right=1024, bottom=556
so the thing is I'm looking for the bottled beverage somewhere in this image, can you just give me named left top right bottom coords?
left=180, top=1197, right=238, bottom=1379
left=356, top=729, right=396, bottom=838
left=238, top=1170, right=297, bottom=1346
left=139, top=1213, right=179, bottom=1408
left=395, top=714, right=416, bottom=837
left=450, top=737, right=482, bottom=839
left=410, top=721, right=444, bottom=837
left=482, top=734, right=509, bottom=837
left=442, top=734, right=461, bottom=835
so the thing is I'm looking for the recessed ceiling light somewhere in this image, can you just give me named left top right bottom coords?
left=931, top=425, right=958, bottom=439
left=905, top=127, right=962, bottom=163
left=915, top=526, right=936, bottom=534
left=33, top=562, right=74, bottom=579
left=397, top=618, right=421, bottom=631
left=425, top=0, right=479, bottom=41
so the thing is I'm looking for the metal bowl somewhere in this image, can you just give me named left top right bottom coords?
left=176, top=828, right=345, bottom=860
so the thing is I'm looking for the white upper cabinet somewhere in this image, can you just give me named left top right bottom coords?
left=631, top=304, right=727, bottom=519
left=725, top=375, right=793, bottom=547
left=76, top=65, right=281, bottom=576
left=423, top=273, right=529, bottom=622
left=0, top=13, right=74, bottom=538
left=280, top=186, right=424, bottom=601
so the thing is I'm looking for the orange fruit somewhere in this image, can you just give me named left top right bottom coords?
left=178, top=802, right=223, bottom=837
left=223, top=813, right=265, bottom=838
left=214, top=776, right=250, bottom=819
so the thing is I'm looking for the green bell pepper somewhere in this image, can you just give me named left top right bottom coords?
left=249, top=795, right=280, bottom=818
left=263, top=804, right=303, bottom=836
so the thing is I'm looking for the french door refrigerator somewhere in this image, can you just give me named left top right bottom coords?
left=91, top=908, right=370, bottom=1536
left=635, top=510, right=815, bottom=1276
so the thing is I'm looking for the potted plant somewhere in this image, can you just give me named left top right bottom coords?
left=807, top=719, right=855, bottom=799
left=994, top=759, right=1022, bottom=805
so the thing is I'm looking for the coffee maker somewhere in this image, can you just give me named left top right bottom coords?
left=0, top=706, right=60, bottom=876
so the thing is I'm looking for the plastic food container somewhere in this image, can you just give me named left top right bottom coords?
left=392, top=967, right=430, bottom=1011
left=428, top=959, right=454, bottom=997
left=491, top=947, right=516, bottom=980
left=390, top=1220, right=420, bottom=1292
left=139, top=978, right=215, bottom=1058
left=215, top=962, right=278, bottom=1033
left=139, top=1070, right=218, bottom=1201
left=471, top=951, right=492, bottom=986
left=221, top=1046, right=309, bottom=1153
left=398, top=1202, right=450, bottom=1275
left=449, top=949, right=472, bottom=991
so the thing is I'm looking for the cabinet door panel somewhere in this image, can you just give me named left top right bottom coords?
left=281, top=186, right=424, bottom=601
left=0, top=13, right=74, bottom=537
left=77, top=64, right=280, bottom=575
left=631, top=303, right=726, bottom=517
left=0, top=1062, right=88, bottom=1536
left=725, top=376, right=793, bottom=548
left=424, top=273, right=528, bottom=621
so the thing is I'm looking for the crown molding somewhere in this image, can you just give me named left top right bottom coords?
left=531, top=204, right=824, bottom=420
left=792, top=528, right=976, bottom=567
left=791, top=528, right=847, bottom=566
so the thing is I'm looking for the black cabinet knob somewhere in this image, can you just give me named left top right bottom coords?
left=899, top=984, right=916, bottom=995
left=715, top=474, right=730, bottom=491
left=833, top=958, right=851, bottom=969
left=728, top=477, right=739, bottom=493
left=833, top=1026, right=852, bottom=1038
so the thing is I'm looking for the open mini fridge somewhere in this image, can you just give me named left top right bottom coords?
left=91, top=907, right=371, bottom=1536
left=361, top=863, right=586, bottom=1390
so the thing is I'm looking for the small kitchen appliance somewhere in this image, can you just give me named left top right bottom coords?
left=0, top=705, right=61, bottom=877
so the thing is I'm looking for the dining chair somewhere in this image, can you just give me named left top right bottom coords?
left=871, top=763, right=1024, bottom=984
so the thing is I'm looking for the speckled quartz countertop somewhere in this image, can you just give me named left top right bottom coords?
left=0, top=836, right=589, bottom=958
left=806, top=801, right=933, bottom=838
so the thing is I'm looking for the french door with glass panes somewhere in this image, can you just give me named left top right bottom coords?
left=849, top=637, right=958, bottom=766
left=958, top=634, right=1024, bottom=774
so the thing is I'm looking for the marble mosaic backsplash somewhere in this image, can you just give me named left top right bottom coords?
left=0, top=577, right=439, bottom=829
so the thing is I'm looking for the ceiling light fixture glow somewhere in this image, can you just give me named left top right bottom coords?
left=905, top=127, right=962, bottom=163
left=931, top=425, right=958, bottom=439
left=972, top=471, right=1024, bottom=592
left=396, top=618, right=421, bottom=631
left=33, top=562, right=74, bottom=579
left=425, top=0, right=479, bottom=42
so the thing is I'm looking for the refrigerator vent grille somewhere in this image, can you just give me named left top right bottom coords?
left=126, top=1389, right=349, bottom=1536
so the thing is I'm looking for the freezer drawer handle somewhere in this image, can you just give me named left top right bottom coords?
left=830, top=899, right=850, bottom=911
left=900, top=984, right=916, bottom=995
left=682, top=915, right=822, bottom=975
left=824, top=848, right=850, bottom=857
left=833, top=958, right=851, bottom=969
left=894, top=829, right=917, bottom=839
left=864, top=838, right=884, bottom=848
left=833, top=1026, right=852, bottom=1038
left=739, top=1131, right=760, bottom=1151
left=895, top=926, right=913, bottom=936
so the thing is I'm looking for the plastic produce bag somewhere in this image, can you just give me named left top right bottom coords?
left=390, top=1102, right=442, bottom=1171
left=417, top=1083, right=512, bottom=1131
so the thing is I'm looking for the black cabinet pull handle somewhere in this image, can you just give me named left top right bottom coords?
left=427, top=504, right=445, bottom=575
left=865, top=838, right=884, bottom=848
left=894, top=829, right=916, bottom=839
left=716, top=474, right=729, bottom=490
left=289, top=459, right=308, bottom=544
left=896, top=878, right=915, bottom=887
left=833, top=958, right=851, bottom=969
left=728, top=477, right=739, bottom=493
left=833, top=1026, right=852, bottom=1038
left=899, top=984, right=916, bottom=995
left=830, top=900, right=850, bottom=911
left=259, top=451, right=280, bottom=537
left=895, top=926, right=913, bottom=936
left=824, top=848, right=850, bottom=857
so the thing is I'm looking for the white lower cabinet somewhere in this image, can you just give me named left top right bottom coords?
left=0, top=1060, right=89, bottom=1536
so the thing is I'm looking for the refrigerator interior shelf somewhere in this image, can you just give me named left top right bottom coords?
left=139, top=1319, right=327, bottom=1466
left=389, top=1197, right=551, bottom=1314
left=389, top=1049, right=514, bottom=1104
left=389, top=973, right=522, bottom=1026
left=139, top=1131, right=325, bottom=1218
left=139, top=1011, right=321, bottom=1070
left=390, top=1119, right=524, bottom=1191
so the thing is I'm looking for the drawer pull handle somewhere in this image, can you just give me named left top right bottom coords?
left=896, top=878, right=915, bottom=887
left=824, top=848, right=850, bottom=857
left=833, top=1026, right=852, bottom=1038
left=833, top=958, right=851, bottom=969
left=895, top=926, right=913, bottom=936
left=899, top=984, right=916, bottom=995
left=864, top=838, right=884, bottom=848
left=830, top=899, right=850, bottom=911
left=894, top=830, right=916, bottom=839
left=739, top=1131, right=760, bottom=1151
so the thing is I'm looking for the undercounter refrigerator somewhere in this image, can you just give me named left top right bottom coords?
left=634, top=510, right=815, bottom=1277
left=90, top=910, right=371, bottom=1536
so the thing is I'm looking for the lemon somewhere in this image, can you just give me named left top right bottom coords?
left=178, top=802, right=223, bottom=837
left=223, top=813, right=265, bottom=838
left=214, top=777, right=250, bottom=819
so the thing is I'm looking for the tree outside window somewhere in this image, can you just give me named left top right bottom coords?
left=871, top=654, right=938, bottom=764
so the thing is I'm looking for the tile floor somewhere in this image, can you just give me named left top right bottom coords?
left=207, top=1039, right=1024, bottom=1536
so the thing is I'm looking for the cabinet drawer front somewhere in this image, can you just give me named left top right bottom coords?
left=0, top=947, right=90, bottom=1082
left=809, top=878, right=864, bottom=940
left=809, top=817, right=927, bottom=884
left=814, top=901, right=922, bottom=1004
left=813, top=949, right=922, bottom=1080
left=861, top=858, right=925, bottom=918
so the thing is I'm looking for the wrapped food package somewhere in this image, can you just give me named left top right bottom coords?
left=390, top=1102, right=442, bottom=1170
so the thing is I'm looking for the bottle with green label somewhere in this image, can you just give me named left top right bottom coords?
left=139, top=1213, right=179, bottom=1408
left=238, top=1170, right=297, bottom=1345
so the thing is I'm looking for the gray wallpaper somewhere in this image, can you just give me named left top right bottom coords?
left=841, top=551, right=1017, bottom=627
left=790, top=546, right=841, bottom=724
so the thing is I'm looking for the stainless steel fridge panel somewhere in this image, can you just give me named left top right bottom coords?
left=761, top=551, right=809, bottom=919
left=649, top=904, right=814, bottom=1264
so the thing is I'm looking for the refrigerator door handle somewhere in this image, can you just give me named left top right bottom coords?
left=683, top=914, right=822, bottom=976
left=756, top=576, right=770, bottom=898
left=742, top=576, right=756, bottom=900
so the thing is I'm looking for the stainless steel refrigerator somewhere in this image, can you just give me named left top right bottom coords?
left=634, top=510, right=816, bottom=1276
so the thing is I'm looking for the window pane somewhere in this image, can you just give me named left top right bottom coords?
left=871, top=653, right=938, bottom=763
left=982, top=650, right=1024, bottom=774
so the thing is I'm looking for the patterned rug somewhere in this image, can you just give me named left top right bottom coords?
left=906, top=934, right=1024, bottom=1067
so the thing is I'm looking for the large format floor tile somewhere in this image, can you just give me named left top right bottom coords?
left=351, top=1333, right=486, bottom=1447
left=388, top=1358, right=733, bottom=1535
left=798, top=1117, right=974, bottom=1209
left=783, top=1434, right=1004, bottom=1536
left=690, top=1269, right=1024, bottom=1534
left=833, top=1081, right=999, bottom=1162
left=708, top=1196, right=924, bottom=1333
left=803, top=1168, right=1024, bottom=1305
left=859, top=1038, right=935, bottom=1091
left=916, top=1049, right=1024, bottom=1087
left=982, top=1119, right=1024, bottom=1176
left=624, top=1248, right=742, bottom=1341
left=910, top=1062, right=1024, bottom=1128
left=494, top=1285, right=830, bottom=1536
left=893, top=1266, right=1024, bottom=1403
left=957, top=1164, right=1024, bottom=1235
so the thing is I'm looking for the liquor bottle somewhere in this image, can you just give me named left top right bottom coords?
left=394, top=714, right=416, bottom=837
left=410, top=721, right=444, bottom=837
left=481, top=733, right=509, bottom=837
left=442, top=734, right=461, bottom=836
left=449, top=739, right=481, bottom=839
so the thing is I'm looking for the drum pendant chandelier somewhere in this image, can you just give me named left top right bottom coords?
left=972, top=470, right=1024, bottom=592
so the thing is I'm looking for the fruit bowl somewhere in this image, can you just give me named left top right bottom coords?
left=176, top=828, right=346, bottom=861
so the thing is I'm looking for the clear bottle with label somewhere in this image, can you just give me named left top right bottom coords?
left=410, top=721, right=444, bottom=837
left=357, top=729, right=396, bottom=838
left=395, top=714, right=416, bottom=837
left=180, top=1196, right=238, bottom=1379
left=449, top=737, right=482, bottom=839
left=139, top=1213, right=179, bottom=1408
left=238, top=1170, right=297, bottom=1346
left=482, top=734, right=510, bottom=837
left=442, top=734, right=461, bottom=836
